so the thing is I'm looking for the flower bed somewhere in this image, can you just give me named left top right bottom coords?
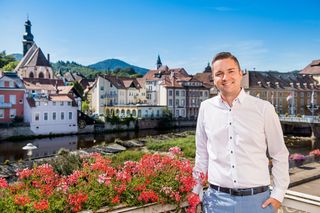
left=0, top=147, right=201, bottom=212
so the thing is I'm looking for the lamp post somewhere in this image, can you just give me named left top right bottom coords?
left=22, top=143, right=38, bottom=168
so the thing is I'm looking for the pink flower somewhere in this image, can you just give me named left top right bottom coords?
left=14, top=194, right=31, bottom=206
left=97, top=174, right=111, bottom=185
left=187, top=193, right=200, bottom=213
left=169, top=146, right=183, bottom=156
left=289, top=153, right=305, bottom=161
left=33, top=200, right=49, bottom=211
left=0, top=177, right=8, bottom=188
left=16, top=168, right=33, bottom=179
left=138, top=191, right=159, bottom=203
left=310, top=149, right=320, bottom=157
left=112, top=195, right=120, bottom=204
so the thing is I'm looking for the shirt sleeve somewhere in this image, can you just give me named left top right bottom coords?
left=192, top=102, right=209, bottom=196
left=264, top=103, right=290, bottom=202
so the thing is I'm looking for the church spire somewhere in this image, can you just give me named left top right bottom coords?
left=156, top=54, right=162, bottom=69
left=23, top=18, right=34, bottom=56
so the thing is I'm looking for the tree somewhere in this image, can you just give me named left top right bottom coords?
left=82, top=101, right=89, bottom=114
left=0, top=51, right=16, bottom=68
left=3, top=61, right=19, bottom=71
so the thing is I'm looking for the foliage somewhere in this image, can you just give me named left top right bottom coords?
left=3, top=61, right=19, bottom=71
left=0, top=150, right=201, bottom=212
left=82, top=101, right=90, bottom=114
left=111, top=150, right=145, bottom=168
left=0, top=51, right=17, bottom=69
left=44, top=150, right=83, bottom=176
left=52, top=60, right=143, bottom=79
left=146, top=135, right=196, bottom=159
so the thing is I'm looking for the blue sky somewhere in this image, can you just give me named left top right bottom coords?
left=1, top=0, right=320, bottom=74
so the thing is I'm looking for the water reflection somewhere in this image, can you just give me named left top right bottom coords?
left=0, top=129, right=190, bottom=162
left=1, top=129, right=320, bottom=163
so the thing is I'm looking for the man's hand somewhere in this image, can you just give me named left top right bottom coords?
left=262, top=197, right=281, bottom=211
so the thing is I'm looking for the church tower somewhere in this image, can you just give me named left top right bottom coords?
left=156, top=54, right=162, bottom=69
left=23, top=18, right=34, bottom=56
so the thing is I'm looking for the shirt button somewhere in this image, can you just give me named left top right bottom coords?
left=234, top=180, right=237, bottom=183
left=229, top=109, right=231, bottom=112
left=230, top=136, right=232, bottom=139
left=232, top=165, right=235, bottom=168
left=231, top=151, right=233, bottom=154
left=229, top=122, right=232, bottom=125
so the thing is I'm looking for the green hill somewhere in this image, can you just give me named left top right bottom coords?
left=88, top=58, right=148, bottom=75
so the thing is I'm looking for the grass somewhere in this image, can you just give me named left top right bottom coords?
left=111, top=150, right=146, bottom=167
left=146, top=134, right=196, bottom=159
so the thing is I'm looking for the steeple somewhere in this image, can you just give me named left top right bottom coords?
left=23, top=18, right=34, bottom=56
left=156, top=54, right=162, bottom=69
left=204, top=62, right=211, bottom=73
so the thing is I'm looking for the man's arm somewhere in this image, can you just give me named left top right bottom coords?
left=192, top=102, right=209, bottom=196
left=264, top=103, right=290, bottom=203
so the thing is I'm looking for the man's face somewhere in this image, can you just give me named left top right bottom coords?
left=212, top=58, right=242, bottom=97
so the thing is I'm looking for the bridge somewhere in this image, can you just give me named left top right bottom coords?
left=279, top=115, right=320, bottom=124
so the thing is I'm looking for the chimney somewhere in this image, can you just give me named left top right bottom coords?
left=47, top=54, right=50, bottom=63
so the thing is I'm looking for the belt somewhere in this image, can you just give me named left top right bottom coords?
left=210, top=184, right=269, bottom=196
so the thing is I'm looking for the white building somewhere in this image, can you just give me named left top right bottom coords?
left=24, top=93, right=78, bottom=134
left=23, top=78, right=79, bottom=134
left=89, top=75, right=146, bottom=115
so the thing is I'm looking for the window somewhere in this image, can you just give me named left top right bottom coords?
left=0, top=109, right=4, bottom=118
left=69, top=112, right=72, bottom=120
left=100, top=86, right=104, bottom=91
left=181, top=91, right=185, bottom=96
left=169, top=99, right=173, bottom=106
left=205, top=91, right=208, bottom=97
left=176, top=110, right=179, bottom=116
left=181, top=99, right=185, bottom=106
left=0, top=81, right=3, bottom=87
left=35, top=113, right=40, bottom=121
left=110, top=82, right=113, bottom=87
left=9, top=81, right=14, bottom=88
left=0, top=95, right=4, bottom=103
left=176, top=99, right=179, bottom=106
left=10, top=95, right=16, bottom=104
left=53, top=101, right=56, bottom=106
left=60, top=101, right=64, bottom=106
left=61, top=112, right=65, bottom=120
left=176, top=90, right=180, bottom=96
left=169, top=90, right=173, bottom=96
left=67, top=102, right=71, bottom=106
left=52, top=112, right=56, bottom=120
left=44, top=112, right=48, bottom=121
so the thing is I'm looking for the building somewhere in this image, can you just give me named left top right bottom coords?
left=0, top=72, right=25, bottom=123
left=15, top=19, right=54, bottom=79
left=88, top=75, right=146, bottom=116
left=300, top=59, right=320, bottom=83
left=23, top=78, right=78, bottom=134
left=246, top=71, right=320, bottom=115
left=143, top=57, right=210, bottom=118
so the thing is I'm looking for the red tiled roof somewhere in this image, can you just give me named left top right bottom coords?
left=300, top=60, right=320, bottom=75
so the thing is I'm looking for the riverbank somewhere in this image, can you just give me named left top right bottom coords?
left=0, top=119, right=197, bottom=141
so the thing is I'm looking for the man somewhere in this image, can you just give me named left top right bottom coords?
left=193, top=52, right=289, bottom=213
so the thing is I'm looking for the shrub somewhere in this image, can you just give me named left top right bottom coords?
left=0, top=149, right=202, bottom=212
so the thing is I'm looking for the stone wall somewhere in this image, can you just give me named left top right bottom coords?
left=0, top=127, right=34, bottom=140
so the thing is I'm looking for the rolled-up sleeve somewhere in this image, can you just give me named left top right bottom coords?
left=192, top=102, right=209, bottom=195
left=264, top=103, right=290, bottom=202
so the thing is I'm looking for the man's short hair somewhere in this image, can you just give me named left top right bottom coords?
left=211, top=52, right=241, bottom=71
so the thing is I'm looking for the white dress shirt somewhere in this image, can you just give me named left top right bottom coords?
left=193, top=89, right=289, bottom=202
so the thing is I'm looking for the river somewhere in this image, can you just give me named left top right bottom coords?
left=0, top=129, right=320, bottom=163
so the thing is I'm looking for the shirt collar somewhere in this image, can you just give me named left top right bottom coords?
left=216, top=88, right=247, bottom=105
